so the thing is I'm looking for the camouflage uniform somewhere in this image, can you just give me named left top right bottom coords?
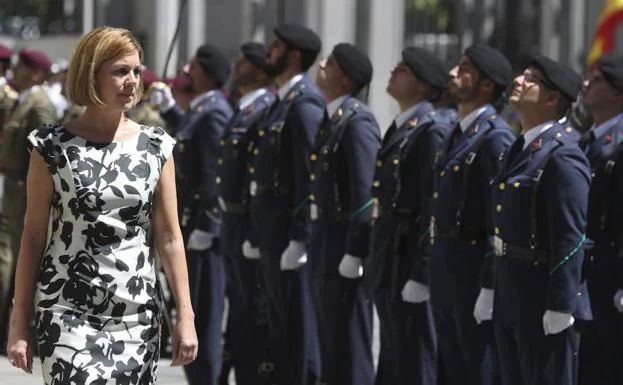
left=127, top=101, right=168, bottom=132
left=0, top=86, right=56, bottom=334
left=60, top=104, right=86, bottom=125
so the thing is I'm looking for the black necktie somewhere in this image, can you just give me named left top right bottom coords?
left=383, top=121, right=398, bottom=146
left=505, top=136, right=525, bottom=165
left=314, top=111, right=331, bottom=147
left=579, top=131, right=595, bottom=153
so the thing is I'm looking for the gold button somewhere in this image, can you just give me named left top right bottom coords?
left=310, top=154, right=317, bottom=161
left=309, top=194, right=315, bottom=201
left=249, top=167, right=255, bottom=174
left=440, top=171, right=446, bottom=176
left=376, top=160, right=382, bottom=167
left=373, top=181, right=380, bottom=187
left=433, top=192, right=439, bottom=199
left=471, top=240, right=477, bottom=246
left=453, top=165, right=460, bottom=172
left=494, top=227, right=500, bottom=235
left=499, top=183, right=505, bottom=190
left=194, top=194, right=200, bottom=199
left=310, top=174, right=315, bottom=181
left=496, top=204, right=502, bottom=212
left=220, top=140, right=225, bottom=146
left=218, top=158, right=223, bottom=165
left=393, top=159, right=399, bottom=165
left=259, top=130, right=265, bottom=137
left=514, top=182, right=520, bottom=188
left=216, top=177, right=221, bottom=184
left=232, top=139, right=238, bottom=145
left=253, top=149, right=259, bottom=155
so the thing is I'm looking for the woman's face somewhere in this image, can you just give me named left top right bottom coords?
left=96, top=50, right=141, bottom=110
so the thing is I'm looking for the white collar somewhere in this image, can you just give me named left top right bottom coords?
left=590, top=113, right=623, bottom=140
left=522, top=121, right=553, bottom=150
left=238, top=88, right=268, bottom=111
left=326, top=95, right=348, bottom=119
left=459, top=106, right=487, bottom=132
left=0, top=77, right=5, bottom=87
left=190, top=89, right=217, bottom=111
left=277, top=73, right=304, bottom=101
left=18, top=85, right=41, bottom=105
left=395, top=102, right=424, bottom=129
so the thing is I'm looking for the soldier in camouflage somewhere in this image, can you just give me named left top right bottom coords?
left=126, top=67, right=167, bottom=130
left=0, top=49, right=57, bottom=349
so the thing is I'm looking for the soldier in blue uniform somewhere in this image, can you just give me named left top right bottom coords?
left=491, top=55, right=591, bottom=385
left=576, top=55, right=623, bottom=385
left=364, top=47, right=451, bottom=385
left=151, top=43, right=233, bottom=385
left=427, top=45, right=514, bottom=385
left=310, top=43, right=379, bottom=385
left=246, top=23, right=325, bottom=385
left=217, top=42, right=276, bottom=385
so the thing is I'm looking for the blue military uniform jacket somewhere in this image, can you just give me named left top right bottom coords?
left=583, top=115, right=623, bottom=311
left=429, top=104, right=515, bottom=306
left=308, top=96, right=381, bottom=277
left=163, top=90, right=233, bottom=237
left=365, top=101, right=438, bottom=295
left=491, top=121, right=592, bottom=325
left=248, top=75, right=325, bottom=252
left=217, top=88, right=276, bottom=256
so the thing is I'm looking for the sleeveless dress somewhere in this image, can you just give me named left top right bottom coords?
left=27, top=124, right=176, bottom=385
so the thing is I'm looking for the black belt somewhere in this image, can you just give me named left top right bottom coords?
left=310, top=203, right=350, bottom=222
left=433, top=227, right=485, bottom=245
left=372, top=200, right=414, bottom=220
left=218, top=197, right=247, bottom=214
left=249, top=180, right=288, bottom=197
left=493, top=236, right=548, bottom=266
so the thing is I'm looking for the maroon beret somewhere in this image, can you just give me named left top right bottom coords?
left=142, top=68, right=159, bottom=88
left=169, top=74, right=191, bottom=91
left=19, top=49, right=52, bottom=72
left=0, top=44, right=12, bottom=60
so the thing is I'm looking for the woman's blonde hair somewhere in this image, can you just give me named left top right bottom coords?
left=65, top=26, right=144, bottom=107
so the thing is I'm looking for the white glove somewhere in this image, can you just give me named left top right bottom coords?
left=401, top=280, right=430, bottom=304
left=613, top=290, right=623, bottom=313
left=543, top=310, right=575, bottom=335
left=187, top=229, right=214, bottom=251
left=242, top=240, right=260, bottom=260
left=148, top=85, right=175, bottom=113
left=280, top=241, right=307, bottom=271
left=338, top=254, right=363, bottom=279
left=473, top=288, right=494, bottom=324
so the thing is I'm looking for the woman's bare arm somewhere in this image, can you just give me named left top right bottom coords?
left=153, top=156, right=194, bottom=319
left=12, top=150, right=53, bottom=321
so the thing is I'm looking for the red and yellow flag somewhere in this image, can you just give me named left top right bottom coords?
left=587, top=0, right=623, bottom=68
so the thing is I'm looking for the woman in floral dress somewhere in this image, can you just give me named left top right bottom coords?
left=6, top=26, right=198, bottom=384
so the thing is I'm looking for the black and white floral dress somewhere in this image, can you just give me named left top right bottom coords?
left=27, top=124, right=175, bottom=385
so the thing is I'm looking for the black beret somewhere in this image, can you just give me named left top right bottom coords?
left=464, top=44, right=512, bottom=87
left=402, top=47, right=450, bottom=89
left=274, top=23, right=321, bottom=53
left=530, top=55, right=581, bottom=101
left=241, top=42, right=267, bottom=70
left=195, top=44, right=231, bottom=87
left=332, top=43, right=373, bottom=86
left=597, top=55, right=623, bottom=91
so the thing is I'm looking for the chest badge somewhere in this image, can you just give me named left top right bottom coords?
left=604, top=133, right=614, bottom=144
left=531, top=138, right=542, bottom=151
left=468, top=124, right=480, bottom=135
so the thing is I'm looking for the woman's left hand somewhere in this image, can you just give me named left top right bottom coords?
left=170, top=315, right=198, bottom=367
